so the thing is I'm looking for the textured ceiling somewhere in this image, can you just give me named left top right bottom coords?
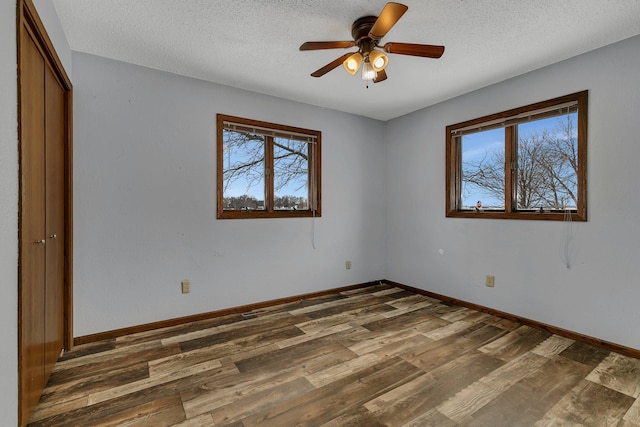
left=52, top=0, right=640, bottom=121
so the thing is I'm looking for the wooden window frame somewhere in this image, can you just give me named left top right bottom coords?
left=446, top=91, right=588, bottom=221
left=217, top=114, right=321, bottom=219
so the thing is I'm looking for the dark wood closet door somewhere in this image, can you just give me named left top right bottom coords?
left=44, top=63, right=66, bottom=375
left=19, top=2, right=73, bottom=424
left=19, top=25, right=47, bottom=420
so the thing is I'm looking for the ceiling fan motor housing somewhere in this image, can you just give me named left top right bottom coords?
left=352, top=16, right=379, bottom=53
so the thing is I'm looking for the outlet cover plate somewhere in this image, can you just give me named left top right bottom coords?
left=181, top=280, right=190, bottom=293
left=486, top=275, right=495, bottom=287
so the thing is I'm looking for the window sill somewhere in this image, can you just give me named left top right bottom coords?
left=217, top=210, right=321, bottom=219
left=446, top=210, right=586, bottom=221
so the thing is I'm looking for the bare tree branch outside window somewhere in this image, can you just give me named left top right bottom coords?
left=462, top=114, right=578, bottom=211
left=222, top=131, right=310, bottom=210
left=217, top=114, right=321, bottom=219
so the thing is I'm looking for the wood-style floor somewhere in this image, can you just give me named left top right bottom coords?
left=29, top=283, right=640, bottom=426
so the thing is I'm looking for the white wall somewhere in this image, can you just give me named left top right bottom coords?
left=385, top=35, right=640, bottom=349
left=1, top=0, right=18, bottom=424
left=72, top=53, right=387, bottom=336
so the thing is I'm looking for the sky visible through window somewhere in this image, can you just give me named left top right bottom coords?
left=461, top=114, right=577, bottom=210
left=461, top=127, right=505, bottom=209
left=222, top=133, right=309, bottom=202
left=222, top=135, right=265, bottom=200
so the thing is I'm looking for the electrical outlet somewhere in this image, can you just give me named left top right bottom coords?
left=346, top=261, right=351, bottom=270
left=486, top=275, right=495, bottom=287
left=181, top=280, right=190, bottom=294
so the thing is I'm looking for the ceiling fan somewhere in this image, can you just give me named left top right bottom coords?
left=299, top=2, right=445, bottom=84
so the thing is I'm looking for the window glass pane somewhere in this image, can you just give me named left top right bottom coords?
left=222, top=130, right=266, bottom=211
left=461, top=128, right=505, bottom=210
left=273, top=137, right=310, bottom=210
left=516, top=112, right=578, bottom=210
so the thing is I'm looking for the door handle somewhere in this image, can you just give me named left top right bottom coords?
left=34, top=239, right=46, bottom=245
left=49, top=234, right=57, bottom=239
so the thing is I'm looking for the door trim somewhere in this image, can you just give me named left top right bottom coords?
left=17, top=0, right=73, bottom=424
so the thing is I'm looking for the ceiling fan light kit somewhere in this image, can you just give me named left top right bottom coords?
left=369, top=50, right=388, bottom=72
left=300, top=2, right=445, bottom=85
left=361, top=60, right=376, bottom=81
left=343, top=52, right=363, bottom=75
